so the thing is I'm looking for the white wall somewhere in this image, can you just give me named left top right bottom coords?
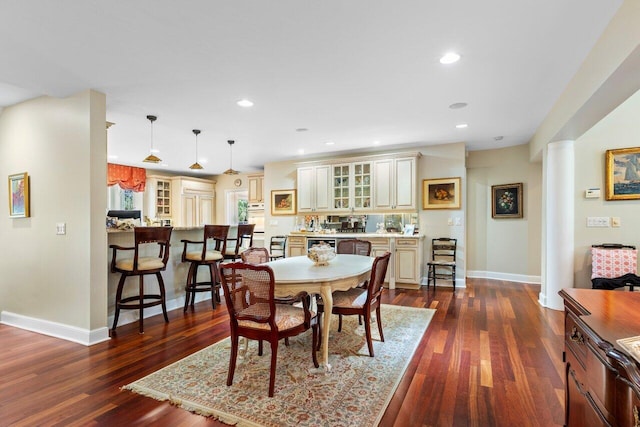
left=574, top=88, right=640, bottom=288
left=0, top=90, right=108, bottom=343
left=466, top=144, right=543, bottom=282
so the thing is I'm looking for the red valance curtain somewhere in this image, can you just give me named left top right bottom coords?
left=107, top=163, right=147, bottom=192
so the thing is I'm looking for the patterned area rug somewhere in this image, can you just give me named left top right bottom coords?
left=123, top=304, right=435, bottom=427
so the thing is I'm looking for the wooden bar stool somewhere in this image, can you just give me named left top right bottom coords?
left=223, top=223, right=255, bottom=261
left=181, top=225, right=229, bottom=311
left=110, top=226, right=173, bottom=334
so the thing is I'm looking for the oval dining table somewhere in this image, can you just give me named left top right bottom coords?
left=265, top=254, right=374, bottom=370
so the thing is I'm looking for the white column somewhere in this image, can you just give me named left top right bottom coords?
left=540, top=140, right=574, bottom=310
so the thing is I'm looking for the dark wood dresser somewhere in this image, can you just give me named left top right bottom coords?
left=560, top=288, right=640, bottom=427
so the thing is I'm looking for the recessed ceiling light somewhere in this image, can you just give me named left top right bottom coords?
left=298, top=149, right=305, bottom=155
left=161, top=163, right=169, bottom=167
left=373, top=140, right=380, bottom=145
left=449, top=102, right=468, bottom=109
left=150, top=148, right=160, bottom=153
left=456, top=123, right=468, bottom=129
left=494, top=136, right=504, bottom=141
left=199, top=158, right=208, bottom=164
left=325, top=141, right=335, bottom=146
left=108, top=155, right=118, bottom=160
left=237, top=99, right=254, bottom=108
left=440, top=52, right=461, bottom=64
left=296, top=128, right=309, bottom=132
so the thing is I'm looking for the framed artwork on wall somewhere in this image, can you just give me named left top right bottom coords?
left=8, top=172, right=30, bottom=218
left=422, top=177, right=461, bottom=209
left=491, top=183, right=523, bottom=218
left=271, top=189, right=297, bottom=215
left=605, top=146, right=640, bottom=200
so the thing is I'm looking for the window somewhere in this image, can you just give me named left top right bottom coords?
left=226, top=190, right=248, bottom=224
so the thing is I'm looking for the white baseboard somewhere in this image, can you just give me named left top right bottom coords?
left=419, top=276, right=466, bottom=288
left=0, top=293, right=216, bottom=346
left=0, top=311, right=110, bottom=346
left=466, top=270, right=541, bottom=284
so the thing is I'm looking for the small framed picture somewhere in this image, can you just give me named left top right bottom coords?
left=403, top=224, right=415, bottom=235
left=271, top=189, right=297, bottom=215
left=605, top=146, right=640, bottom=200
left=9, top=172, right=30, bottom=218
left=422, top=177, right=461, bottom=209
left=491, top=183, right=523, bottom=218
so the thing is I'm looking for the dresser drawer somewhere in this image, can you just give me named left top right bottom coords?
left=565, top=311, right=588, bottom=369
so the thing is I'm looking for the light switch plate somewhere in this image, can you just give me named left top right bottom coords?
left=56, top=222, right=66, bottom=235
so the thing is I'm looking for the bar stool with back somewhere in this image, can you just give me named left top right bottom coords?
left=181, top=224, right=229, bottom=311
left=269, top=235, right=287, bottom=260
left=110, top=226, right=173, bottom=334
left=224, top=223, right=255, bottom=261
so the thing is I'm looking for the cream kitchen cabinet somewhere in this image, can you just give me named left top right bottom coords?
left=297, top=165, right=331, bottom=212
left=144, top=175, right=172, bottom=219
left=287, top=235, right=306, bottom=257
left=394, top=237, right=421, bottom=286
left=373, top=157, right=417, bottom=211
left=331, top=161, right=372, bottom=212
left=171, top=176, right=216, bottom=227
left=248, top=174, right=264, bottom=203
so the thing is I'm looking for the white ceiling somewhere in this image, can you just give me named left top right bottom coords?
left=0, top=1, right=623, bottom=174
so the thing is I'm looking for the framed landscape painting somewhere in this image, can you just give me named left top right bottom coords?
left=605, top=147, right=640, bottom=200
left=492, top=183, right=523, bottom=218
left=271, top=189, right=296, bottom=215
left=9, top=172, right=30, bottom=218
left=422, top=177, right=461, bottom=209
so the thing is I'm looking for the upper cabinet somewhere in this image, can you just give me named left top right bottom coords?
left=373, top=157, right=416, bottom=211
left=248, top=174, right=264, bottom=203
left=296, top=153, right=417, bottom=213
left=297, top=165, right=331, bottom=212
left=145, top=175, right=172, bottom=219
left=170, top=176, right=216, bottom=227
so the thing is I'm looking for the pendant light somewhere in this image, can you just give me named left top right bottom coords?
left=189, top=129, right=203, bottom=170
left=223, top=139, right=239, bottom=175
left=142, top=115, right=161, bottom=163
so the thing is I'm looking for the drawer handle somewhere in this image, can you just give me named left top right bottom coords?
left=570, top=327, right=584, bottom=345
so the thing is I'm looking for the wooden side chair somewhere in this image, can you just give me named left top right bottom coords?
left=224, top=223, right=256, bottom=261
left=337, top=238, right=372, bottom=256
left=317, top=251, right=391, bottom=357
left=219, top=262, right=319, bottom=397
left=591, top=243, right=640, bottom=290
left=180, top=224, right=229, bottom=311
left=269, top=235, right=287, bottom=260
left=110, top=226, right=173, bottom=334
left=240, top=247, right=270, bottom=264
left=426, top=238, right=457, bottom=290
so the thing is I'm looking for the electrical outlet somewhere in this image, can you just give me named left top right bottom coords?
left=611, top=217, right=621, bottom=227
left=447, top=218, right=453, bottom=226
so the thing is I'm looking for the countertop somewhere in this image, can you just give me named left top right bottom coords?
left=289, top=231, right=424, bottom=239
left=106, top=226, right=204, bottom=233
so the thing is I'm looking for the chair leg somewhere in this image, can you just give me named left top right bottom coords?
left=452, top=266, right=456, bottom=290
left=112, top=274, right=127, bottom=332
left=227, top=334, right=239, bottom=387
left=138, top=275, right=145, bottom=334
left=376, top=305, right=384, bottom=343
left=338, top=314, right=343, bottom=332
left=258, top=340, right=263, bottom=356
left=156, top=272, right=169, bottom=323
left=208, top=264, right=216, bottom=309
left=364, top=310, right=374, bottom=357
left=316, top=311, right=323, bottom=351
left=268, top=340, right=278, bottom=397
left=184, top=263, right=196, bottom=312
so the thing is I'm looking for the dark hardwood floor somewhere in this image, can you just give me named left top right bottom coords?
left=0, top=278, right=565, bottom=427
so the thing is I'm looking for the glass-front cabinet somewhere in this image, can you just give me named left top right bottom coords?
left=352, top=162, right=371, bottom=209
left=156, top=179, right=171, bottom=217
left=332, top=164, right=350, bottom=210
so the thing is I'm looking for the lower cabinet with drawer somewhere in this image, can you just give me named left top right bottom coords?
left=560, top=288, right=640, bottom=427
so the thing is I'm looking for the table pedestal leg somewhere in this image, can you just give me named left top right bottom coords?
left=320, top=286, right=333, bottom=371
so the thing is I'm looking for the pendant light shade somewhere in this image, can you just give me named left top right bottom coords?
left=142, top=115, right=161, bottom=163
left=189, top=129, right=203, bottom=170
left=223, top=139, right=239, bottom=175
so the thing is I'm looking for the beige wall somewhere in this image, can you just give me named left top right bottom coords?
left=573, top=88, right=640, bottom=288
left=466, top=145, right=542, bottom=281
left=0, top=90, right=108, bottom=335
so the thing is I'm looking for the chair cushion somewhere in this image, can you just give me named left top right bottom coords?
left=320, top=288, right=368, bottom=309
left=115, top=257, right=165, bottom=271
left=185, top=250, right=223, bottom=261
left=238, top=304, right=313, bottom=331
left=591, top=247, right=637, bottom=279
left=428, top=260, right=455, bottom=266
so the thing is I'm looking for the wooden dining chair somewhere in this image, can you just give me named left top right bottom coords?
left=219, top=262, right=319, bottom=397
left=336, top=238, right=372, bottom=256
left=317, top=251, right=391, bottom=357
left=110, top=226, right=173, bottom=334
left=240, top=246, right=270, bottom=264
left=180, top=224, right=229, bottom=311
